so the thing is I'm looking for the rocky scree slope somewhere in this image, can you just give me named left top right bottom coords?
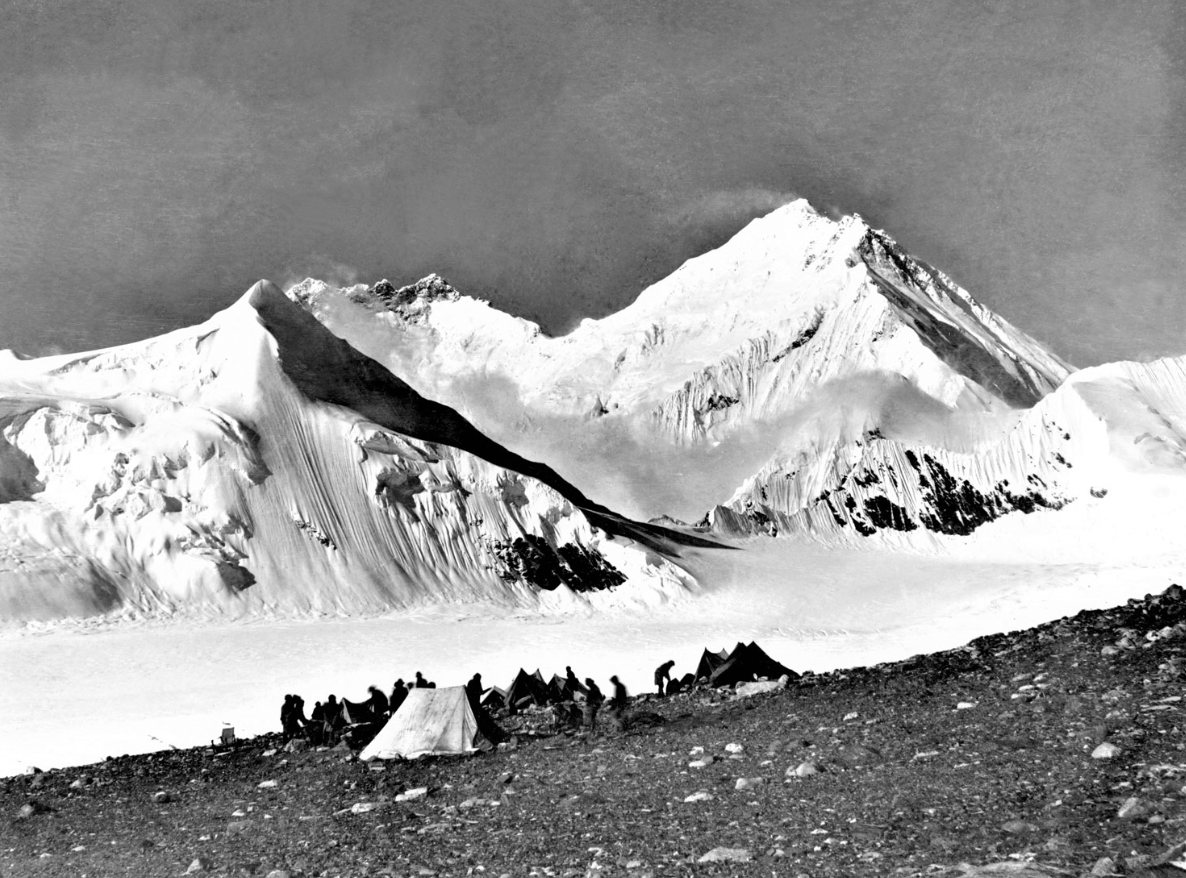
left=7, top=585, right=1186, bottom=876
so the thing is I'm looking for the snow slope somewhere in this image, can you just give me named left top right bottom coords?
left=289, top=200, right=1072, bottom=525
left=714, top=354, right=1186, bottom=542
left=0, top=282, right=700, bottom=624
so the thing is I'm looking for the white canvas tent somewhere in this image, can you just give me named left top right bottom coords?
left=360, top=686, right=490, bottom=761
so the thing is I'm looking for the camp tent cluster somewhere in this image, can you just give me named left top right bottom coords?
left=359, top=641, right=797, bottom=761
left=692, top=641, right=799, bottom=689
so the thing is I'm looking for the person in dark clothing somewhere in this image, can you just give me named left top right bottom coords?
left=280, top=694, right=293, bottom=732
left=583, top=678, right=604, bottom=738
left=389, top=680, right=408, bottom=716
left=466, top=673, right=483, bottom=706
left=309, top=700, right=325, bottom=745
left=291, top=695, right=308, bottom=736
left=323, top=695, right=343, bottom=745
left=654, top=660, right=675, bottom=696
left=608, top=675, right=629, bottom=732
left=414, top=671, right=428, bottom=688
left=367, top=685, right=389, bottom=718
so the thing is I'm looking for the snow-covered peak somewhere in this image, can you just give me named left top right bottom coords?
left=289, top=197, right=1073, bottom=522
left=0, top=281, right=700, bottom=624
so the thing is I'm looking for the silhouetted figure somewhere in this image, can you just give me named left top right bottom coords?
left=565, top=666, right=580, bottom=689
left=609, top=675, right=629, bottom=732
left=309, top=700, right=325, bottom=745
left=291, top=695, right=308, bottom=736
left=389, top=679, right=408, bottom=716
left=367, top=685, right=389, bottom=719
left=414, top=671, right=428, bottom=688
left=466, top=673, right=483, bottom=706
left=654, top=660, right=675, bottom=696
left=324, top=695, right=343, bottom=745
left=584, top=678, right=604, bottom=738
left=280, top=694, right=297, bottom=738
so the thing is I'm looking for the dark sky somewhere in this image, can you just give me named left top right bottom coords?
left=0, top=1, right=1183, bottom=366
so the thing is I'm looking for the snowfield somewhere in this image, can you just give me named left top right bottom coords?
left=1, top=528, right=1176, bottom=777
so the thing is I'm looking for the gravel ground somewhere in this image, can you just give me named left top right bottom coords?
left=6, top=586, right=1186, bottom=878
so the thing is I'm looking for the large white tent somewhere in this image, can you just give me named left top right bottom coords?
left=360, top=686, right=491, bottom=761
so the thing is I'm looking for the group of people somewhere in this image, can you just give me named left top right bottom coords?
left=278, top=658, right=682, bottom=745
left=279, top=670, right=441, bottom=746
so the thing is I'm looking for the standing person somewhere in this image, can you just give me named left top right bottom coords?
left=309, top=700, right=325, bottom=745
left=367, top=685, right=389, bottom=719
left=414, top=671, right=428, bottom=688
left=654, top=660, right=675, bottom=696
left=608, top=675, right=629, bottom=732
left=280, top=695, right=293, bottom=735
left=291, top=695, right=309, bottom=737
left=323, top=695, right=342, bottom=745
left=389, top=679, right=408, bottom=715
left=583, top=678, right=604, bottom=739
left=466, top=673, right=484, bottom=706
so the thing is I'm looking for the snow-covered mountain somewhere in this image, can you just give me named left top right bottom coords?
left=713, top=354, right=1186, bottom=541
left=0, top=282, right=700, bottom=624
left=287, top=199, right=1083, bottom=530
left=7, top=199, right=1185, bottom=626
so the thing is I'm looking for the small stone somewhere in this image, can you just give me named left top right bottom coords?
left=257, top=779, right=278, bottom=789
left=349, top=802, right=381, bottom=814
left=697, top=847, right=752, bottom=863
left=843, top=711, right=859, bottom=721
left=735, top=777, right=767, bottom=791
left=1092, top=742, right=1121, bottom=759
left=152, top=791, right=171, bottom=804
left=499, top=772, right=515, bottom=784
left=1117, top=796, right=1143, bottom=819
left=261, top=749, right=277, bottom=757
left=283, top=738, right=308, bottom=753
left=265, top=871, right=291, bottom=878
left=956, top=702, right=976, bottom=710
left=724, top=742, right=744, bottom=754
left=226, top=820, right=251, bottom=835
left=185, top=857, right=212, bottom=874
left=1000, top=819, right=1038, bottom=833
left=394, top=786, right=428, bottom=803
left=683, top=790, right=713, bottom=803
left=688, top=757, right=715, bottom=769
left=1089, top=857, right=1115, bottom=876
left=17, top=803, right=35, bottom=819
left=787, top=761, right=818, bottom=778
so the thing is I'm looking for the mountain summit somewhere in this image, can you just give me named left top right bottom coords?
left=291, top=199, right=1073, bottom=525
left=0, top=282, right=695, bottom=623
